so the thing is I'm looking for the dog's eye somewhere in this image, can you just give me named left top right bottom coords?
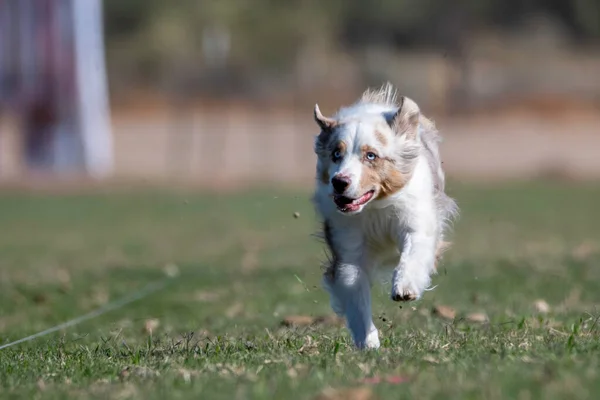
left=366, top=152, right=377, bottom=161
left=332, top=150, right=342, bottom=161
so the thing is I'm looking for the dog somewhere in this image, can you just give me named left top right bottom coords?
left=312, top=82, right=458, bottom=349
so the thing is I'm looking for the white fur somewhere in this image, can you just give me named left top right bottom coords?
left=312, top=83, right=458, bottom=350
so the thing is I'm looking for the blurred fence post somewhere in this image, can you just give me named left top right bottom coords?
left=0, top=0, right=113, bottom=178
left=72, top=0, right=113, bottom=178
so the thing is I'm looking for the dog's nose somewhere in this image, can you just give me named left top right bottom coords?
left=331, top=175, right=351, bottom=194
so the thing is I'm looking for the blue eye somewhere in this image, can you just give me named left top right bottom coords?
left=366, top=152, right=377, bottom=161
left=332, top=150, right=342, bottom=161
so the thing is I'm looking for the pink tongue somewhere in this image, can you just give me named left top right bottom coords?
left=353, top=191, right=372, bottom=205
left=336, top=191, right=374, bottom=211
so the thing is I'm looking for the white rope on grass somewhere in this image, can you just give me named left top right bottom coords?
left=0, top=277, right=173, bottom=351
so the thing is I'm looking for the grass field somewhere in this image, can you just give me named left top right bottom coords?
left=1, top=181, right=600, bottom=399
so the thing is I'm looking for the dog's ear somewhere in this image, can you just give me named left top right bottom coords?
left=314, top=104, right=336, bottom=132
left=383, top=96, right=420, bottom=139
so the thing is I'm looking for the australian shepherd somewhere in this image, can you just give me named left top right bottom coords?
left=312, top=82, right=458, bottom=349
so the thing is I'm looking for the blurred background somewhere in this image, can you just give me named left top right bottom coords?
left=1, top=0, right=600, bottom=186
left=3, top=3, right=600, bottom=396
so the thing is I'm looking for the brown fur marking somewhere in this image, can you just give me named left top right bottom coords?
left=332, top=140, right=347, bottom=155
left=374, top=130, right=388, bottom=146
left=359, top=145, right=407, bottom=199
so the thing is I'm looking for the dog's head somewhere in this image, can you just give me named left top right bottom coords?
left=313, top=94, right=421, bottom=215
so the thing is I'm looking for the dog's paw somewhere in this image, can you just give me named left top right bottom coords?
left=391, top=271, right=430, bottom=302
left=391, top=288, right=417, bottom=302
left=354, top=328, right=380, bottom=350
left=365, top=329, right=380, bottom=349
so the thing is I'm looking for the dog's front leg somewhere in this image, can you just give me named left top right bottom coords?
left=321, top=221, right=379, bottom=350
left=323, top=260, right=379, bottom=349
left=391, top=230, right=437, bottom=302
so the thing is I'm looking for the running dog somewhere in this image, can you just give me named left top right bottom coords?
left=312, top=82, right=458, bottom=349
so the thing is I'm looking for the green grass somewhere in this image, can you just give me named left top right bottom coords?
left=1, top=181, right=600, bottom=399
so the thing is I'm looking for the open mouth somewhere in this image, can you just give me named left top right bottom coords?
left=333, top=190, right=375, bottom=213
